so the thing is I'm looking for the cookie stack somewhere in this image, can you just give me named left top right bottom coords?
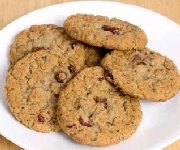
left=5, top=14, right=180, bottom=146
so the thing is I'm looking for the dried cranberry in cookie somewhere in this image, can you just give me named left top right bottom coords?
left=37, top=114, right=45, bottom=122
left=101, top=25, right=120, bottom=35
left=68, top=64, right=76, bottom=73
left=94, top=96, right=108, bottom=109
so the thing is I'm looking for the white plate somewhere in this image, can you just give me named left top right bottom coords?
left=0, top=1, right=180, bottom=150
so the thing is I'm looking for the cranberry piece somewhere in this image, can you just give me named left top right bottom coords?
left=94, top=96, right=108, bottom=109
left=37, top=114, right=44, bottom=122
left=102, top=25, right=120, bottom=35
left=68, top=64, right=76, bottom=73
left=132, top=54, right=142, bottom=63
left=132, top=54, right=146, bottom=65
left=79, top=117, right=93, bottom=127
left=66, top=124, right=76, bottom=128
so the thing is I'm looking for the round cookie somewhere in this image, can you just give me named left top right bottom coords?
left=64, top=14, right=147, bottom=50
left=5, top=48, right=85, bottom=132
left=10, top=24, right=84, bottom=65
left=101, top=48, right=180, bottom=102
left=84, top=46, right=111, bottom=67
left=58, top=67, right=142, bottom=146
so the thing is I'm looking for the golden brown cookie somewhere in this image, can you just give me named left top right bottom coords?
left=5, top=48, right=85, bottom=132
left=101, top=48, right=180, bottom=101
left=64, top=14, right=147, bottom=50
left=58, top=67, right=142, bottom=146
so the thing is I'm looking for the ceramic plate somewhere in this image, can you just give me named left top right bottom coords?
left=0, top=1, right=180, bottom=150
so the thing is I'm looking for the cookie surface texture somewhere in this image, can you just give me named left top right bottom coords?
left=5, top=49, right=85, bottom=132
left=64, top=14, right=147, bottom=50
left=10, top=24, right=83, bottom=65
left=58, top=66, right=142, bottom=146
left=101, top=48, right=180, bottom=101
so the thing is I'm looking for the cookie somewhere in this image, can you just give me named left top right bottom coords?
left=10, top=24, right=84, bottom=65
left=64, top=14, right=147, bottom=50
left=58, top=67, right=142, bottom=146
left=101, top=48, right=180, bottom=102
left=84, top=46, right=110, bottom=67
left=5, top=48, right=85, bottom=132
